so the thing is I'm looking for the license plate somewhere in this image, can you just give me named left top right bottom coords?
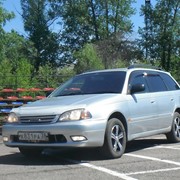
left=18, top=132, right=49, bottom=142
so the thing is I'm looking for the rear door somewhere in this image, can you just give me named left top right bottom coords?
left=146, top=73, right=170, bottom=129
left=155, top=72, right=180, bottom=129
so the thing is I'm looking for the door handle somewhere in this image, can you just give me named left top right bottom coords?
left=151, top=100, right=155, bottom=103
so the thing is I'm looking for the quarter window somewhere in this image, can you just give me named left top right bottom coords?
left=160, top=73, right=180, bottom=90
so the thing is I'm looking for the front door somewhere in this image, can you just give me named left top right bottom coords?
left=127, top=71, right=159, bottom=138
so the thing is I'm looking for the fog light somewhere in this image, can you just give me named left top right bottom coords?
left=71, top=136, right=87, bottom=142
left=3, top=137, right=9, bottom=142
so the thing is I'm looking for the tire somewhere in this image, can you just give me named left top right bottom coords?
left=166, top=112, right=180, bottom=143
left=101, top=118, right=127, bottom=159
left=19, top=147, right=43, bottom=157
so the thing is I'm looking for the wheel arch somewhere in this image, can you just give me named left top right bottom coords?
left=175, top=108, right=180, bottom=114
left=166, top=109, right=180, bottom=143
left=108, top=112, right=128, bottom=137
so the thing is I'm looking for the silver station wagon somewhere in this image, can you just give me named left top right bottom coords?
left=2, top=66, right=180, bottom=159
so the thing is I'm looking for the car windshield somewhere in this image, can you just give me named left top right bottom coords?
left=50, top=71, right=126, bottom=97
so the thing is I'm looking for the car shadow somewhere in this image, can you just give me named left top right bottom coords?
left=0, top=150, right=80, bottom=166
left=125, top=136, right=169, bottom=153
left=0, top=136, right=172, bottom=166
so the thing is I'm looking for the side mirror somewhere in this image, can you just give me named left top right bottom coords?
left=130, top=84, right=145, bottom=94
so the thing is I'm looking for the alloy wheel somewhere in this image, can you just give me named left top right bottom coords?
left=111, top=125, right=124, bottom=153
left=174, top=116, right=180, bottom=138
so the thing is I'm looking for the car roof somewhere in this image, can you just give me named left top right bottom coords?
left=81, top=68, right=128, bottom=75
left=80, top=67, right=167, bottom=75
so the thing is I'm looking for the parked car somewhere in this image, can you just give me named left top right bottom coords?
left=2, top=66, right=180, bottom=158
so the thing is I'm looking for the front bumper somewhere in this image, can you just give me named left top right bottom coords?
left=2, top=119, right=106, bottom=148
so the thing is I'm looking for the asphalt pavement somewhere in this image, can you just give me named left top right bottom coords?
left=0, top=134, right=180, bottom=180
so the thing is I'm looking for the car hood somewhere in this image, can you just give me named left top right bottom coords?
left=13, top=94, right=121, bottom=116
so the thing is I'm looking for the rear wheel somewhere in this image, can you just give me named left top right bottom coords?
left=101, top=118, right=126, bottom=159
left=166, top=112, right=180, bottom=143
left=19, top=147, right=43, bottom=157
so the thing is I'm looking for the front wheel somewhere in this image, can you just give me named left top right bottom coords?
left=101, top=118, right=127, bottom=159
left=166, top=112, right=180, bottom=143
left=19, top=147, right=43, bottom=157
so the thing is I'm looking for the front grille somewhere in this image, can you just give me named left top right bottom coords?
left=19, top=115, right=57, bottom=124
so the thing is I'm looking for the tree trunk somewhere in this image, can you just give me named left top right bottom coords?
left=89, top=0, right=99, bottom=40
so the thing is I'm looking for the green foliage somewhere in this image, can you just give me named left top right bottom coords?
left=0, top=29, right=37, bottom=89
left=139, top=0, right=179, bottom=71
left=16, top=58, right=34, bottom=88
left=34, top=63, right=75, bottom=88
left=170, top=56, right=180, bottom=83
left=0, top=0, right=14, bottom=29
left=113, top=59, right=128, bottom=68
left=0, top=0, right=179, bottom=91
left=74, top=43, right=104, bottom=74
left=2, top=31, right=34, bottom=68
left=96, top=34, right=143, bottom=68
left=0, top=59, right=75, bottom=90
left=0, top=0, right=73, bottom=90
left=0, top=59, right=13, bottom=89
left=57, top=66, right=76, bottom=83
left=35, top=63, right=59, bottom=88
left=49, top=0, right=136, bottom=64
left=153, top=0, right=179, bottom=71
left=21, top=0, right=60, bottom=70
left=0, top=0, right=15, bottom=59
left=0, top=58, right=35, bottom=89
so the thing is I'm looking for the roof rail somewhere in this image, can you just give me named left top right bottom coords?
left=128, top=64, right=162, bottom=70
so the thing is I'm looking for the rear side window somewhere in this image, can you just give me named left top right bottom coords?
left=160, top=73, right=180, bottom=90
left=146, top=75, right=167, bottom=92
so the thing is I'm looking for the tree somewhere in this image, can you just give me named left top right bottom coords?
left=96, top=33, right=143, bottom=68
left=21, top=0, right=60, bottom=71
left=0, top=59, right=13, bottom=89
left=49, top=0, right=136, bottom=64
left=0, top=0, right=14, bottom=60
left=16, top=58, right=34, bottom=88
left=3, top=31, right=35, bottom=70
left=74, top=43, right=104, bottom=74
left=0, top=31, right=37, bottom=89
left=0, top=1, right=36, bottom=89
left=139, top=0, right=180, bottom=71
left=154, top=0, right=179, bottom=71
left=138, top=1, right=156, bottom=60
left=170, top=55, right=180, bottom=83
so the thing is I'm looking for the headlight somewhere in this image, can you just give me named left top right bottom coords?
left=7, top=113, right=19, bottom=123
left=59, top=109, right=92, bottom=121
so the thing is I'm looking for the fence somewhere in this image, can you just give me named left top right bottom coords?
left=0, top=74, right=73, bottom=90
left=0, top=74, right=74, bottom=125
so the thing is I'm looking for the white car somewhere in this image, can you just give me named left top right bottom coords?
left=2, top=67, right=180, bottom=159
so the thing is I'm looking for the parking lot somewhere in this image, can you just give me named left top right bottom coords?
left=0, top=134, right=180, bottom=180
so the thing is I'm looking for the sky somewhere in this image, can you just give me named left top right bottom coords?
left=2, top=0, right=156, bottom=38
